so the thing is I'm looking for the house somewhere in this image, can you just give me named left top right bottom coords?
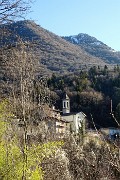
left=100, top=127, right=120, bottom=140
left=45, top=105, right=70, bottom=134
left=43, top=116, right=70, bottom=135
left=61, top=93, right=86, bottom=134
left=108, top=127, right=120, bottom=140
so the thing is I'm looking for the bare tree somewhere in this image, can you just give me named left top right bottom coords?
left=10, top=40, right=50, bottom=179
left=0, top=0, right=33, bottom=24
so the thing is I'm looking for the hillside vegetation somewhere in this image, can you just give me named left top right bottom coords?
left=0, top=20, right=108, bottom=76
left=47, top=66, right=120, bottom=128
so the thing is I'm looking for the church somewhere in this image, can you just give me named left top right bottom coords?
left=17, top=93, right=86, bottom=139
left=61, top=93, right=86, bottom=134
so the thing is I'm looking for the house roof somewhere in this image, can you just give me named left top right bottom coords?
left=42, top=116, right=70, bottom=123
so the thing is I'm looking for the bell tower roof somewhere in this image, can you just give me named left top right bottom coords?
left=62, top=93, right=69, bottom=100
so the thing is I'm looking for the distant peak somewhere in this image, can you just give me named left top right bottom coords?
left=62, top=33, right=120, bottom=64
left=63, top=33, right=105, bottom=47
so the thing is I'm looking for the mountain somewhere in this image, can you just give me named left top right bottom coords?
left=62, top=34, right=120, bottom=64
left=0, top=20, right=108, bottom=77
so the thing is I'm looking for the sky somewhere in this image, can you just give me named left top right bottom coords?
left=26, top=0, right=120, bottom=51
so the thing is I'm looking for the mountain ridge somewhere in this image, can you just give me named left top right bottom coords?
left=62, top=33, right=120, bottom=64
left=0, top=20, right=109, bottom=76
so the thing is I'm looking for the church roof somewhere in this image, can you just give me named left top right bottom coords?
left=61, top=111, right=86, bottom=117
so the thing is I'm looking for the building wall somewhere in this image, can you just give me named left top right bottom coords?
left=62, top=113, right=86, bottom=134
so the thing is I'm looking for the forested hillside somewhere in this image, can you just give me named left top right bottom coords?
left=0, top=20, right=109, bottom=76
left=47, top=65, right=120, bottom=128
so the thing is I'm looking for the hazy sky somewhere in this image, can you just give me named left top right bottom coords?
left=26, top=0, right=120, bottom=51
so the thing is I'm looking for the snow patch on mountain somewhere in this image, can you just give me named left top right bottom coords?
left=71, top=36, right=79, bottom=44
left=91, top=42, right=102, bottom=46
left=69, top=34, right=104, bottom=46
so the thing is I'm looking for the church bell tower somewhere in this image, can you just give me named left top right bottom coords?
left=62, top=93, right=70, bottom=114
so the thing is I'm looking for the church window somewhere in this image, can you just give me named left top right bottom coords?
left=67, top=101, right=69, bottom=108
